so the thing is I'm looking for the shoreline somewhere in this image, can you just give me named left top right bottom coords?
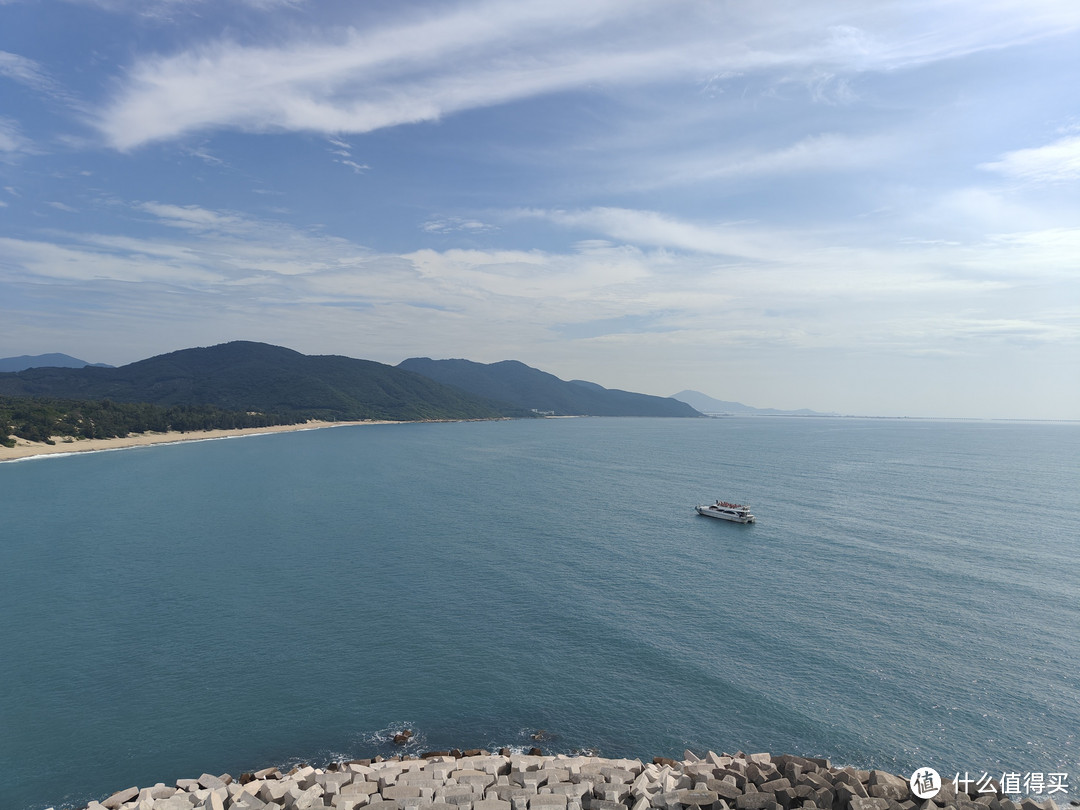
left=71, top=749, right=1066, bottom=810
left=0, top=419, right=403, bottom=463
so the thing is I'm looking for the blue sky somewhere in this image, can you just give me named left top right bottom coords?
left=2, top=0, right=1078, bottom=419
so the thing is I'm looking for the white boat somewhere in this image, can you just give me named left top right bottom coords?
left=695, top=500, right=755, bottom=523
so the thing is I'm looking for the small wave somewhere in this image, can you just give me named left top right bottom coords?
left=353, top=722, right=428, bottom=756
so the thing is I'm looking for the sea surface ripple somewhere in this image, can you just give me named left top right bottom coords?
left=1, top=417, right=1077, bottom=810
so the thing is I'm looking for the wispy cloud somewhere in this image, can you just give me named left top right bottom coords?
left=5, top=202, right=1073, bottom=353
left=93, top=0, right=1080, bottom=150
left=979, top=134, right=1080, bottom=183
left=60, top=0, right=305, bottom=19
left=516, top=207, right=798, bottom=261
left=181, top=143, right=228, bottom=166
left=0, top=118, right=29, bottom=155
left=0, top=50, right=53, bottom=91
left=323, top=136, right=370, bottom=175
left=422, top=217, right=498, bottom=235
left=138, top=202, right=252, bottom=233
left=0, top=49, right=78, bottom=106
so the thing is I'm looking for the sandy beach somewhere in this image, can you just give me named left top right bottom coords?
left=0, top=419, right=401, bottom=463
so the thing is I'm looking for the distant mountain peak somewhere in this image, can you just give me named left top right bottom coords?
left=0, top=353, right=113, bottom=372
left=0, top=342, right=524, bottom=422
left=670, top=389, right=832, bottom=416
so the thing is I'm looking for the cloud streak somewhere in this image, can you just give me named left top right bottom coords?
left=980, top=134, right=1080, bottom=183
left=94, top=0, right=1080, bottom=149
left=4, top=202, right=1074, bottom=353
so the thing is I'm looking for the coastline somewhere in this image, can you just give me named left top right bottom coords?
left=0, top=419, right=402, bottom=463
left=71, top=749, right=1057, bottom=810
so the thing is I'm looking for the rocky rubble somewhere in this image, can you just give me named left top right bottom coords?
left=66, top=751, right=1073, bottom=810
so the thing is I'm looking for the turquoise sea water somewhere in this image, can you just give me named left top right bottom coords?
left=1, top=417, right=1078, bottom=810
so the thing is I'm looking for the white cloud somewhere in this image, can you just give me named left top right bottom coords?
left=138, top=201, right=251, bottom=233
left=93, top=0, right=1080, bottom=149
left=0, top=50, right=50, bottom=89
left=0, top=118, right=26, bottom=153
left=61, top=0, right=305, bottom=18
left=517, top=207, right=803, bottom=262
left=4, top=199, right=1077, bottom=416
left=339, top=160, right=370, bottom=174
left=422, top=217, right=498, bottom=235
left=617, top=132, right=901, bottom=192
left=979, top=135, right=1080, bottom=183
left=0, top=236, right=226, bottom=285
left=0, top=49, right=76, bottom=105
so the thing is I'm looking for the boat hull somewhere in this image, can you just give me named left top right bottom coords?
left=695, top=505, right=755, bottom=523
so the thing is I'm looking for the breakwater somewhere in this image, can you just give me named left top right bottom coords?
left=72, top=751, right=1071, bottom=810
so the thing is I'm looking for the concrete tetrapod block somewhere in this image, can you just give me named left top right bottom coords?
left=546, top=783, right=590, bottom=800
left=583, top=799, right=626, bottom=810
left=103, top=786, right=140, bottom=808
left=439, top=787, right=480, bottom=805
left=399, top=778, right=449, bottom=790
left=232, top=793, right=268, bottom=810
left=199, top=775, right=228, bottom=792
left=707, top=781, right=743, bottom=802
left=530, top=795, right=569, bottom=809
left=735, top=793, right=779, bottom=810
left=260, top=780, right=293, bottom=803
left=384, top=787, right=424, bottom=801
left=760, top=780, right=792, bottom=794
left=848, top=798, right=890, bottom=810
left=598, top=787, right=630, bottom=805
left=342, top=782, right=381, bottom=797
left=151, top=783, right=178, bottom=800
left=154, top=797, right=198, bottom=810
left=677, top=789, right=719, bottom=807
left=293, top=785, right=329, bottom=810
left=536, top=771, right=572, bottom=787
left=320, top=773, right=354, bottom=795
left=453, top=771, right=490, bottom=781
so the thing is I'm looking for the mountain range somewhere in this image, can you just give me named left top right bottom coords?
left=0, top=353, right=113, bottom=372
left=0, top=342, right=515, bottom=422
left=0, top=342, right=701, bottom=422
left=397, top=357, right=698, bottom=417
left=670, top=389, right=833, bottom=416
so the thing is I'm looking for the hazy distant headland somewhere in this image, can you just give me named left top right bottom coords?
left=670, top=390, right=837, bottom=417
left=0, top=341, right=702, bottom=449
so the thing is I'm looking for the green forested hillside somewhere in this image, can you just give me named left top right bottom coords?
left=0, top=341, right=526, bottom=423
left=0, top=396, right=302, bottom=447
left=398, top=357, right=701, bottom=417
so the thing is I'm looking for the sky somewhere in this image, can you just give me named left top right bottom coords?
left=1, top=0, right=1078, bottom=420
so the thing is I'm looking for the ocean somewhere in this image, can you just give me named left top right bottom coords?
left=1, top=416, right=1078, bottom=810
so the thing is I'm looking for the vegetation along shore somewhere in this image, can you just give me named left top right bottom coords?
left=0, top=418, right=395, bottom=463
